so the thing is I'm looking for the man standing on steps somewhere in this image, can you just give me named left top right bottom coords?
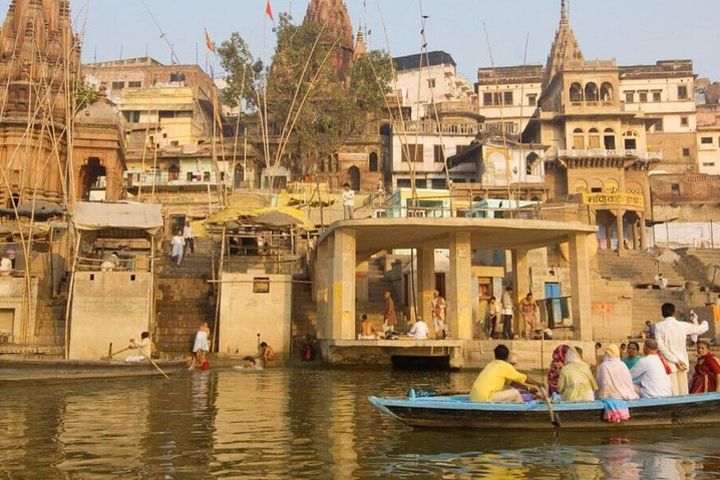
left=183, top=221, right=195, bottom=255
left=170, top=230, right=185, bottom=267
left=655, top=302, right=709, bottom=396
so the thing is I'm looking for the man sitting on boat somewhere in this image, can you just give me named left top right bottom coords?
left=469, top=344, right=544, bottom=403
left=629, top=339, right=672, bottom=398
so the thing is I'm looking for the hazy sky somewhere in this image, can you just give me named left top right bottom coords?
left=3, top=0, right=718, bottom=80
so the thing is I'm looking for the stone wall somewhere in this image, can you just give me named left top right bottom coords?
left=69, top=271, right=151, bottom=360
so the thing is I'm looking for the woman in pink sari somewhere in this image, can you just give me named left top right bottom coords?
left=596, top=344, right=639, bottom=400
left=547, top=344, right=570, bottom=395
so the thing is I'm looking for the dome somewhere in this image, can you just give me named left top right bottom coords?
left=75, top=97, right=121, bottom=127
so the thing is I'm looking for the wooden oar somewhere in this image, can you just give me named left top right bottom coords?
left=102, top=345, right=134, bottom=360
left=130, top=340, right=170, bottom=380
left=540, top=387, right=561, bottom=434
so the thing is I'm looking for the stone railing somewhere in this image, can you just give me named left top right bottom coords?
left=558, top=149, right=663, bottom=161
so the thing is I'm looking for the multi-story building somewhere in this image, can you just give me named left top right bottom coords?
left=524, top=0, right=659, bottom=251
left=393, top=51, right=476, bottom=121
left=696, top=82, right=720, bottom=175
left=477, top=65, right=543, bottom=134
left=480, top=1, right=703, bottom=178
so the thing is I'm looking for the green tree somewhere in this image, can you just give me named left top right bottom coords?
left=218, top=13, right=392, bottom=175
left=74, top=82, right=99, bottom=111
left=217, top=33, right=264, bottom=109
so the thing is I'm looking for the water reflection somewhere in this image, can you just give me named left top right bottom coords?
left=0, top=370, right=719, bottom=479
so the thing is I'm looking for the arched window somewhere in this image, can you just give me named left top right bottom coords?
left=574, top=179, right=588, bottom=194
left=348, top=166, right=361, bottom=191
left=603, top=128, right=616, bottom=149
left=526, top=152, right=539, bottom=176
left=600, top=82, right=614, bottom=102
left=168, top=164, right=180, bottom=181
left=590, top=178, right=604, bottom=193
left=623, top=130, right=638, bottom=150
left=569, top=83, right=583, bottom=102
left=585, top=82, right=599, bottom=102
left=572, top=128, right=585, bottom=150
left=369, top=152, right=379, bottom=172
left=588, top=128, right=601, bottom=149
left=604, top=179, right=619, bottom=194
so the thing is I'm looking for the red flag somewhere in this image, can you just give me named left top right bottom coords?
left=265, top=0, right=275, bottom=22
left=204, top=28, right=216, bottom=53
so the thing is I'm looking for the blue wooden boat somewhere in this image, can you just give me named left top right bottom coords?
left=369, top=392, right=720, bottom=431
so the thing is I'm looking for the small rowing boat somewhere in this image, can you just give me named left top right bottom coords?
left=0, top=358, right=187, bottom=383
left=369, top=391, right=720, bottom=431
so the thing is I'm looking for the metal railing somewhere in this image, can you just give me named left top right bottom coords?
left=126, top=172, right=220, bottom=187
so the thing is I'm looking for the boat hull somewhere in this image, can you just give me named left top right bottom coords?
left=0, top=358, right=187, bottom=383
left=369, top=393, right=720, bottom=431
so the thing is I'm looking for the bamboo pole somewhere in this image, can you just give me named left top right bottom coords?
left=212, top=226, right=226, bottom=353
left=63, top=232, right=82, bottom=359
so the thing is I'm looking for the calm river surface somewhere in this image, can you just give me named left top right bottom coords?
left=1, top=368, right=719, bottom=479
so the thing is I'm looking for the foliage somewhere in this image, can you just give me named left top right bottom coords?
left=218, top=13, right=393, bottom=174
left=217, top=33, right=264, bottom=109
left=74, top=82, right=99, bottom=111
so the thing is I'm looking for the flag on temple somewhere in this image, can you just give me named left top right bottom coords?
left=204, top=28, right=216, bottom=53
left=265, top=0, right=275, bottom=22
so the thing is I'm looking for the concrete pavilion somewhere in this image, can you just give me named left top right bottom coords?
left=312, top=217, right=597, bottom=367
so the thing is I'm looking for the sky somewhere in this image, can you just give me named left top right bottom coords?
left=3, top=0, right=719, bottom=81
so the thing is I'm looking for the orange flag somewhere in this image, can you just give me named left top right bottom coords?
left=204, top=28, right=216, bottom=53
left=265, top=0, right=275, bottom=22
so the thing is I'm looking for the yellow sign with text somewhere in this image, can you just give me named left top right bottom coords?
left=582, top=192, right=644, bottom=209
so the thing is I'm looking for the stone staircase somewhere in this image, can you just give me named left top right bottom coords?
left=675, top=248, right=720, bottom=290
left=595, top=249, right=684, bottom=287
left=291, top=274, right=316, bottom=343
left=631, top=288, right=687, bottom=335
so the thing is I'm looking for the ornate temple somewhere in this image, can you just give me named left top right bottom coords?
left=0, top=0, right=124, bottom=207
left=303, top=0, right=356, bottom=79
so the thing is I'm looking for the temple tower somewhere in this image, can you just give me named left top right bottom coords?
left=543, top=0, right=584, bottom=87
left=0, top=0, right=80, bottom=205
left=303, top=0, right=355, bottom=79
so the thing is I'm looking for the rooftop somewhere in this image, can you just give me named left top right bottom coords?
left=393, top=51, right=456, bottom=72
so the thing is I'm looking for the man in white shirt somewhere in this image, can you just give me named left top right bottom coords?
left=407, top=318, right=429, bottom=340
left=342, top=183, right=355, bottom=220
left=501, top=286, right=515, bottom=339
left=655, top=303, right=709, bottom=395
left=183, top=221, right=195, bottom=255
left=630, top=339, right=672, bottom=398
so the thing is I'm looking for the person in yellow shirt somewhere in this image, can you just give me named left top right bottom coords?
left=470, top=344, right=543, bottom=403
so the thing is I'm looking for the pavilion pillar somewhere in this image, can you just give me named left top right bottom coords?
left=447, top=232, right=473, bottom=340
left=355, top=257, right=369, bottom=320
left=616, top=209, right=625, bottom=251
left=511, top=249, right=531, bottom=336
left=315, top=237, right=329, bottom=339
left=631, top=218, right=639, bottom=250
left=327, top=228, right=356, bottom=340
left=416, top=247, right=435, bottom=332
left=568, top=233, right=593, bottom=341
left=639, top=212, right=648, bottom=249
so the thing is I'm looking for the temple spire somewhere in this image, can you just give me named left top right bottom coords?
left=543, top=0, right=583, bottom=87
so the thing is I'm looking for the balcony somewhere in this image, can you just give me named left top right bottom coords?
left=126, top=172, right=220, bottom=189
left=397, top=121, right=516, bottom=137
left=558, top=149, right=663, bottom=161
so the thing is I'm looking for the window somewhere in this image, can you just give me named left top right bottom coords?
left=427, top=78, right=436, bottom=88
left=678, top=85, right=688, bottom=100
left=600, top=82, right=613, bottom=102
left=588, top=128, right=601, bottom=149
left=125, top=111, right=141, bottom=123
left=671, top=183, right=680, bottom=195
left=397, top=179, right=412, bottom=188
left=433, top=145, right=445, bottom=163
left=682, top=148, right=690, bottom=157
left=625, top=91, right=634, bottom=103
left=503, top=91, right=514, bottom=106
left=603, top=128, right=616, bottom=149
left=527, top=94, right=537, bottom=106
left=584, top=82, right=599, bottom=102
left=253, top=277, right=270, bottom=294
left=701, top=137, right=713, bottom=145
left=111, top=81, right=125, bottom=89
left=483, top=92, right=493, bottom=105
left=128, top=81, right=142, bottom=88
left=652, top=119, right=664, bottom=132
left=159, top=111, right=175, bottom=119
left=526, top=153, right=539, bottom=175
left=652, top=91, right=661, bottom=102
left=401, top=144, right=423, bottom=163
left=591, top=187, right=603, bottom=193
left=572, top=128, right=585, bottom=150
left=369, top=152, right=379, bottom=172
left=569, top=83, right=583, bottom=102
left=456, top=145, right=473, bottom=155
left=703, top=162, right=716, bottom=167
left=638, top=91, right=648, bottom=103
left=680, top=117, right=689, bottom=127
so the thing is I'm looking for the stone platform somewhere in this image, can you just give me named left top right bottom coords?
left=319, top=339, right=465, bottom=368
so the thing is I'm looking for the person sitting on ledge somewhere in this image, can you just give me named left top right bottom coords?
left=470, top=344, right=543, bottom=403
left=358, top=314, right=377, bottom=340
left=407, top=317, right=429, bottom=340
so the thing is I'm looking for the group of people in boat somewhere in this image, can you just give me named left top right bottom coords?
left=471, top=303, right=718, bottom=403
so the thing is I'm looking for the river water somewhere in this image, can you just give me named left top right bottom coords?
left=1, top=368, right=719, bottom=479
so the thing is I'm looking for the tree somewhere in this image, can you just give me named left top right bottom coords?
left=218, top=14, right=393, bottom=175
left=217, top=33, right=264, bottom=109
